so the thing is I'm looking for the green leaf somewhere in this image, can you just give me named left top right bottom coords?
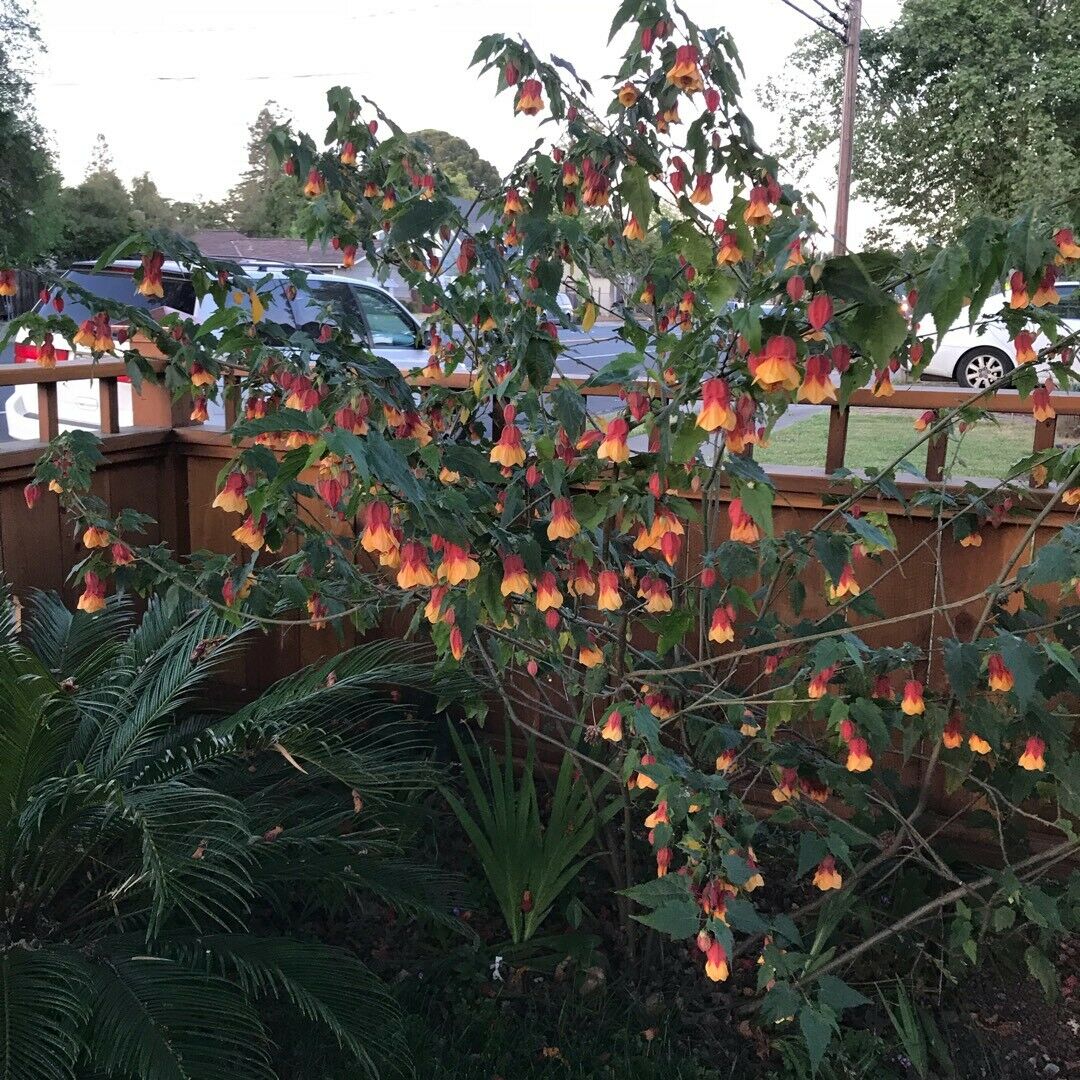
left=1024, top=539, right=1074, bottom=585
left=848, top=300, right=907, bottom=366
left=799, top=1004, right=834, bottom=1074
left=608, top=0, right=641, bottom=42
left=671, top=420, right=708, bottom=464
left=632, top=898, right=701, bottom=939
left=812, top=531, right=849, bottom=585
left=995, top=633, right=1043, bottom=711
left=737, top=482, right=774, bottom=538
left=629, top=704, right=661, bottom=750
left=943, top=640, right=981, bottom=699
left=1043, top=640, right=1080, bottom=685
left=442, top=443, right=503, bottom=483
left=621, top=874, right=692, bottom=908
left=726, top=897, right=768, bottom=935
left=551, top=383, right=586, bottom=441
left=991, top=906, right=1016, bottom=932
left=1024, top=945, right=1059, bottom=1001
left=672, top=220, right=716, bottom=273
left=760, top=983, right=801, bottom=1023
left=620, top=164, right=652, bottom=231
left=388, top=197, right=453, bottom=245
left=842, top=512, right=895, bottom=551
left=721, top=853, right=753, bottom=886
left=653, top=610, right=695, bottom=657
left=817, top=974, right=870, bottom=1013
left=1020, top=886, right=1062, bottom=931
left=580, top=351, right=644, bottom=387
left=797, top=833, right=829, bottom=877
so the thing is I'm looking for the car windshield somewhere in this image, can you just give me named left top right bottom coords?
left=1050, top=283, right=1080, bottom=321
left=50, top=271, right=196, bottom=322
left=207, top=280, right=355, bottom=334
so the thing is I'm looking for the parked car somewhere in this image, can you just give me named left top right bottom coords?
left=4, top=261, right=428, bottom=439
left=918, top=281, right=1080, bottom=389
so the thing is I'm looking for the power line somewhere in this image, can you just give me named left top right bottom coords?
left=805, top=0, right=848, bottom=25
left=777, top=0, right=846, bottom=40
left=38, top=70, right=375, bottom=88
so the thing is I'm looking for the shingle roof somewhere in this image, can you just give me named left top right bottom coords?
left=187, top=230, right=338, bottom=266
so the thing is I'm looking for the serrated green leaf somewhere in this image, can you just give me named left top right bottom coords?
left=817, top=974, right=870, bottom=1013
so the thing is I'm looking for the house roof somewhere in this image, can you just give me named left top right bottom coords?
left=187, top=230, right=338, bottom=266
left=190, top=199, right=491, bottom=267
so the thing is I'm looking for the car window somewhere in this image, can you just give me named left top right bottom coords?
left=1052, top=284, right=1080, bottom=321
left=352, top=287, right=417, bottom=347
left=49, top=271, right=196, bottom=323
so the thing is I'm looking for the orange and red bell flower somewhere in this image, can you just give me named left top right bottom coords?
left=1018, top=736, right=1046, bottom=771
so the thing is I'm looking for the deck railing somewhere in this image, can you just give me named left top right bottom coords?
left=3, top=346, right=1078, bottom=491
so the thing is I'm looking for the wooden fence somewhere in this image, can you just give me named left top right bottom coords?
left=2, top=351, right=1078, bottom=673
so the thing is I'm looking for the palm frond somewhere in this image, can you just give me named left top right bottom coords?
left=0, top=944, right=96, bottom=1080
left=255, top=835, right=465, bottom=922
left=0, top=581, right=20, bottom=646
left=21, top=590, right=134, bottom=682
left=218, top=639, right=468, bottom=733
left=177, top=934, right=413, bottom=1080
left=88, top=949, right=274, bottom=1080
left=0, top=647, right=74, bottom=842
left=121, top=781, right=256, bottom=938
left=85, top=602, right=250, bottom=781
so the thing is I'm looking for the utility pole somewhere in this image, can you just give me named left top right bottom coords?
left=833, top=0, right=862, bottom=255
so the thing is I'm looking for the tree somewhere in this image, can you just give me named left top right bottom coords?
left=87, top=131, right=115, bottom=174
left=227, top=102, right=303, bottom=236
left=762, top=0, right=1080, bottom=243
left=130, top=172, right=177, bottom=230
left=173, top=197, right=232, bottom=234
left=53, top=168, right=135, bottom=264
left=409, top=129, right=501, bottom=198
left=0, top=1, right=63, bottom=264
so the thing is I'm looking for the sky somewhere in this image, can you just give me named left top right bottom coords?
left=30, top=0, right=900, bottom=244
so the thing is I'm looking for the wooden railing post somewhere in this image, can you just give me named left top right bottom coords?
left=223, top=373, right=241, bottom=429
left=99, top=377, right=120, bottom=435
left=1031, top=415, right=1057, bottom=487
left=824, top=405, right=849, bottom=473
left=37, top=384, right=59, bottom=443
left=925, top=431, right=948, bottom=482
left=127, top=334, right=192, bottom=429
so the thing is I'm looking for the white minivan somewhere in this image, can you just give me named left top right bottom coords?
left=4, top=260, right=428, bottom=439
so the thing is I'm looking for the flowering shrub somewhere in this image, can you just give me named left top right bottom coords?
left=6, top=0, right=1080, bottom=1066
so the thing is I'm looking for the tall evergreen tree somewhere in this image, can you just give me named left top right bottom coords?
left=409, top=129, right=501, bottom=198
left=227, top=102, right=303, bottom=236
left=53, top=136, right=135, bottom=263
left=130, top=173, right=177, bottom=230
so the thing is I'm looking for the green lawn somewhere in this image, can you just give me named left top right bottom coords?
left=756, top=410, right=1038, bottom=480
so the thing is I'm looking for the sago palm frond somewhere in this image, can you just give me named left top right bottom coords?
left=87, top=946, right=275, bottom=1080
left=85, top=601, right=250, bottom=780
left=0, top=944, right=96, bottom=1080
left=0, top=648, right=75, bottom=844
left=175, top=934, right=414, bottom=1080
left=120, top=781, right=256, bottom=938
left=3, top=599, right=449, bottom=1079
left=20, top=590, right=133, bottom=683
left=0, top=582, right=20, bottom=646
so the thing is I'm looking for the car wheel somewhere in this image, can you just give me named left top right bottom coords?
left=955, top=346, right=1013, bottom=390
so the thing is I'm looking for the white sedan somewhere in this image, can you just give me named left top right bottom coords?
left=918, top=281, right=1080, bottom=389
